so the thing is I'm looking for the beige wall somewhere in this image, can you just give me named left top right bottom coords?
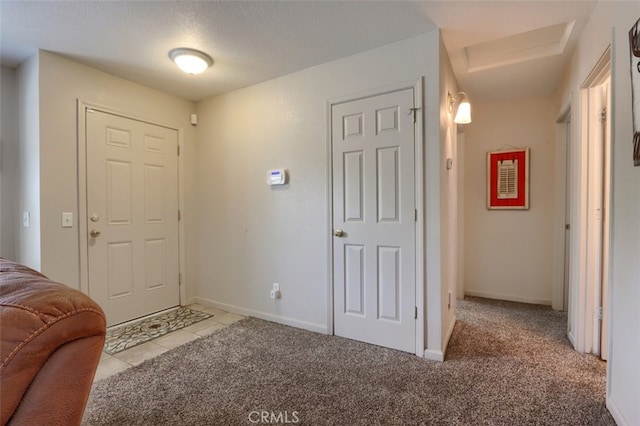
left=437, top=35, right=459, bottom=355
left=1, top=66, right=19, bottom=260
left=463, top=95, right=557, bottom=305
left=194, top=31, right=452, bottom=357
left=35, top=52, right=197, bottom=297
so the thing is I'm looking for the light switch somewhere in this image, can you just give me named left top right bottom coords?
left=62, top=212, right=73, bottom=228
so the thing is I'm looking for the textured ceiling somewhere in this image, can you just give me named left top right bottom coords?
left=0, top=1, right=598, bottom=103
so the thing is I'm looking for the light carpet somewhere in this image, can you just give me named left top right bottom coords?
left=83, top=297, right=614, bottom=425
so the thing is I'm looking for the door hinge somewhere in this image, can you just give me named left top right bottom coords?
left=595, top=306, right=603, bottom=320
left=178, top=209, right=181, bottom=221
left=414, top=209, right=418, bottom=221
left=600, top=107, right=607, bottom=123
left=414, top=306, right=418, bottom=319
left=565, top=223, right=570, bottom=230
left=409, top=107, right=420, bottom=124
left=177, top=144, right=181, bottom=156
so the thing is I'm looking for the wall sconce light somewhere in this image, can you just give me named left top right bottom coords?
left=169, top=48, right=214, bottom=75
left=448, top=91, right=472, bottom=124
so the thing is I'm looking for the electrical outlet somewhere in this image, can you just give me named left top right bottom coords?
left=270, top=290, right=281, bottom=299
left=270, top=283, right=281, bottom=299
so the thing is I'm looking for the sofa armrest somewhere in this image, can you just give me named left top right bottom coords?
left=1, top=259, right=106, bottom=426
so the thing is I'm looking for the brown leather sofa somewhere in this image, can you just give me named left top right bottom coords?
left=0, top=258, right=106, bottom=426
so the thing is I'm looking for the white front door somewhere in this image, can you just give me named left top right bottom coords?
left=86, top=109, right=180, bottom=326
left=332, top=88, right=416, bottom=353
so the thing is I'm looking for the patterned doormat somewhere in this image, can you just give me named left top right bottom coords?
left=104, top=307, right=212, bottom=355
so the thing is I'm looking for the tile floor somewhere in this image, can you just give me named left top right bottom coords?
left=94, top=304, right=245, bottom=381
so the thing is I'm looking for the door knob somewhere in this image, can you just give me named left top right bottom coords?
left=333, top=229, right=345, bottom=237
left=90, top=229, right=101, bottom=238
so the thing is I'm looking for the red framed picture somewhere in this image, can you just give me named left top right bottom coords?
left=487, top=148, right=530, bottom=210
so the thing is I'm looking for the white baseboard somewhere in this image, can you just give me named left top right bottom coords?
left=606, top=396, right=629, bottom=426
left=423, top=317, right=456, bottom=363
left=443, top=316, right=456, bottom=353
left=567, top=329, right=577, bottom=349
left=184, top=296, right=198, bottom=306
left=423, top=349, right=444, bottom=362
left=464, top=290, right=551, bottom=306
left=192, top=297, right=328, bottom=335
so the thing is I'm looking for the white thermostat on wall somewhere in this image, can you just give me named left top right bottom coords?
left=267, top=169, right=287, bottom=185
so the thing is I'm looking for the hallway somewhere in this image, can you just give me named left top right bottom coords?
left=447, top=297, right=613, bottom=424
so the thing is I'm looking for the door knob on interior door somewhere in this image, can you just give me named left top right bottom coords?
left=333, top=229, right=345, bottom=237
left=90, top=229, right=101, bottom=238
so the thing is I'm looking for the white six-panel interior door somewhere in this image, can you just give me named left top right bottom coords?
left=332, top=88, right=416, bottom=353
left=86, top=109, right=180, bottom=326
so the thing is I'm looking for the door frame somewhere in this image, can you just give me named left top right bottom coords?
left=325, top=79, right=424, bottom=356
left=554, top=100, right=572, bottom=315
left=77, top=100, right=186, bottom=308
left=566, top=46, right=612, bottom=355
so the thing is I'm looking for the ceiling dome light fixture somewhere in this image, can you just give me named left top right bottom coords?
left=169, top=47, right=213, bottom=75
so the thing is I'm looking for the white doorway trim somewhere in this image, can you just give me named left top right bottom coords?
left=554, top=99, right=572, bottom=314
left=456, top=132, right=465, bottom=302
left=325, top=78, right=425, bottom=356
left=568, top=46, right=612, bottom=355
left=76, top=100, right=187, bottom=308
